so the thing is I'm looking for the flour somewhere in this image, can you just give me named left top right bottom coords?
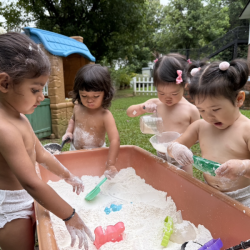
left=73, top=127, right=96, bottom=148
left=48, top=168, right=212, bottom=250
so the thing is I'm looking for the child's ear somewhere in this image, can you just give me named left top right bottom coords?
left=0, top=73, right=10, bottom=93
left=236, top=91, right=245, bottom=107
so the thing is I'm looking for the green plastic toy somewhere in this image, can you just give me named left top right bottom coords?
left=161, top=216, right=173, bottom=247
left=85, top=177, right=107, bottom=201
left=193, top=155, right=221, bottom=176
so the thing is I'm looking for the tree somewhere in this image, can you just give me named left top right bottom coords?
left=154, top=0, right=230, bottom=55
left=0, top=0, right=150, bottom=63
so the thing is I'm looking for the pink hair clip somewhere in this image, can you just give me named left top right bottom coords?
left=176, top=70, right=183, bottom=84
left=190, top=67, right=201, bottom=76
left=219, top=61, right=230, bottom=71
left=154, top=58, right=158, bottom=63
left=187, top=59, right=192, bottom=64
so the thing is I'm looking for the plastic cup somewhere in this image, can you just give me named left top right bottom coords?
left=140, top=114, right=164, bottom=135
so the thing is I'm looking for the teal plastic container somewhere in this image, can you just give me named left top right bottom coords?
left=193, top=156, right=221, bottom=176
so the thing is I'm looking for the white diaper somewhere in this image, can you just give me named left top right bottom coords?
left=70, top=142, right=106, bottom=151
left=0, top=189, right=34, bottom=228
left=225, top=185, right=250, bottom=208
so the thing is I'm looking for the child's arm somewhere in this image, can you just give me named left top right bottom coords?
left=103, top=111, right=120, bottom=179
left=126, top=98, right=158, bottom=117
left=62, top=111, right=75, bottom=142
left=215, top=138, right=250, bottom=179
left=36, top=138, right=84, bottom=194
left=167, top=120, right=200, bottom=166
left=0, top=126, right=93, bottom=248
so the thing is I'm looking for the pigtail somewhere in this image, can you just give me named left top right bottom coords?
left=229, top=59, right=249, bottom=91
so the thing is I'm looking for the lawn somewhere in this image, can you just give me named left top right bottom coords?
left=41, top=88, right=250, bottom=182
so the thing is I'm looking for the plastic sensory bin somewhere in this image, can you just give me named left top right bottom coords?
left=94, top=222, right=125, bottom=249
left=35, top=146, right=250, bottom=249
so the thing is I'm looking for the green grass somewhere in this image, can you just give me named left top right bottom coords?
left=41, top=88, right=250, bottom=183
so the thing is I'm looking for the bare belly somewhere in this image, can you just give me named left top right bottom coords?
left=204, top=173, right=250, bottom=192
left=73, top=127, right=105, bottom=150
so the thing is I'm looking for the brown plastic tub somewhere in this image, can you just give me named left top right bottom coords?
left=35, top=146, right=250, bottom=250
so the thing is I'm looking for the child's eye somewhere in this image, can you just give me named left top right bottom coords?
left=213, top=108, right=221, bottom=112
left=82, top=96, right=87, bottom=98
left=199, top=110, right=204, bottom=113
left=32, top=89, right=40, bottom=94
left=172, top=93, right=178, bottom=96
left=94, top=96, right=100, bottom=98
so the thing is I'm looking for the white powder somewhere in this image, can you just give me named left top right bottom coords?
left=48, top=168, right=212, bottom=250
left=132, top=110, right=137, bottom=116
left=73, top=127, right=95, bottom=148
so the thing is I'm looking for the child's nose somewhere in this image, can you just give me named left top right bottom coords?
left=38, top=93, right=45, bottom=102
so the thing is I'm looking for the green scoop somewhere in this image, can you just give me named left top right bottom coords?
left=193, top=155, right=221, bottom=176
left=85, top=177, right=107, bottom=201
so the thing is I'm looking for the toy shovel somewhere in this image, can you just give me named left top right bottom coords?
left=85, top=177, right=107, bottom=201
left=193, top=155, right=221, bottom=176
left=44, top=137, right=71, bottom=154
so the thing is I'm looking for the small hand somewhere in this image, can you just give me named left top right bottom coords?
left=143, top=103, right=157, bottom=113
left=62, top=132, right=73, bottom=142
left=104, top=165, right=118, bottom=180
left=64, top=174, right=84, bottom=195
left=215, top=159, right=248, bottom=180
left=65, top=212, right=94, bottom=249
left=167, top=142, right=194, bottom=166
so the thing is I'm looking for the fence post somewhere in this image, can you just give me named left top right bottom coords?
left=133, top=77, right=136, bottom=96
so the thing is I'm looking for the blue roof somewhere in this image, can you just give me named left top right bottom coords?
left=23, top=27, right=95, bottom=62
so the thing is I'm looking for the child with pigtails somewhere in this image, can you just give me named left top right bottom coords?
left=167, top=59, right=250, bottom=207
left=127, top=53, right=200, bottom=174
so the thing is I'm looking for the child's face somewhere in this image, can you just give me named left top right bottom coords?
left=157, top=83, right=184, bottom=106
left=195, top=95, right=240, bottom=129
left=79, top=90, right=104, bottom=109
left=7, top=75, right=48, bottom=114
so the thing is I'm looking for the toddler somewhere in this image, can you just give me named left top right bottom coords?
left=0, top=32, right=93, bottom=250
left=127, top=54, right=200, bottom=173
left=62, top=64, right=120, bottom=179
left=167, top=59, right=250, bottom=207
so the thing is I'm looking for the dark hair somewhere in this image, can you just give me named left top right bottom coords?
left=188, top=59, right=249, bottom=105
left=153, top=53, right=189, bottom=88
left=71, top=64, right=114, bottom=109
left=0, top=32, right=50, bottom=84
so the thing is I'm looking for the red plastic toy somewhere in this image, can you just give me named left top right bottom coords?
left=94, top=222, right=125, bottom=249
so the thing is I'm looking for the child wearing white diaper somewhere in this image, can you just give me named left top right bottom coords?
left=0, top=32, right=93, bottom=250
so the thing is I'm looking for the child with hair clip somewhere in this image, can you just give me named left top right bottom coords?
left=62, top=64, right=120, bottom=180
left=0, top=32, right=93, bottom=250
left=167, top=59, right=250, bottom=207
left=127, top=53, right=200, bottom=173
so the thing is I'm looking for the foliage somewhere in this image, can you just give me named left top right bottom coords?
left=0, top=0, right=161, bottom=65
left=155, top=0, right=230, bottom=54
left=222, top=0, right=249, bottom=31
left=110, top=66, right=136, bottom=90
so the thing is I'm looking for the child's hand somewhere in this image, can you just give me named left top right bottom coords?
left=104, top=165, right=118, bottom=180
left=215, top=159, right=248, bottom=180
left=167, top=142, right=194, bottom=166
left=143, top=103, right=157, bottom=113
left=65, top=212, right=94, bottom=249
left=64, top=174, right=84, bottom=195
left=62, top=132, right=73, bottom=142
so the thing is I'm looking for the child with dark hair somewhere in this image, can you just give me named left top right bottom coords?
left=167, top=59, right=250, bottom=207
left=127, top=53, right=200, bottom=173
left=0, top=32, right=93, bottom=249
left=62, top=64, right=120, bottom=179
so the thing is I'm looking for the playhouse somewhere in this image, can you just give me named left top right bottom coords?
left=23, top=27, right=95, bottom=138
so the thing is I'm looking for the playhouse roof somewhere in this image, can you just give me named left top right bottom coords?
left=239, top=0, right=250, bottom=19
left=23, top=27, right=95, bottom=62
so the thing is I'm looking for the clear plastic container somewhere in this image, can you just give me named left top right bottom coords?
left=149, top=131, right=181, bottom=153
left=140, top=113, right=164, bottom=135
